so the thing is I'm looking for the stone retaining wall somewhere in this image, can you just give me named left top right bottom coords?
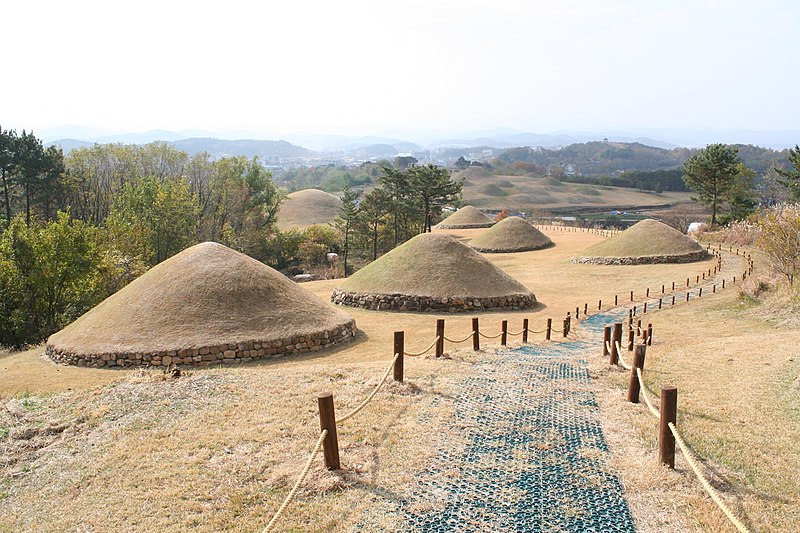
left=472, top=242, right=554, bottom=254
left=570, top=250, right=709, bottom=265
left=435, top=223, right=494, bottom=229
left=331, top=288, right=536, bottom=312
left=45, top=320, right=357, bottom=369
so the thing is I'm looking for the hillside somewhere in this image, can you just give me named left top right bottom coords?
left=170, top=138, right=313, bottom=159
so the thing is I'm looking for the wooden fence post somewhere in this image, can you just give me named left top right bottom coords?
left=643, top=302, right=647, bottom=314
left=598, top=299, right=602, bottom=310
left=393, top=331, right=404, bottom=383
left=318, top=393, right=340, bottom=470
left=584, top=303, right=588, bottom=315
left=636, top=319, right=642, bottom=335
left=627, top=344, right=647, bottom=403
left=630, top=290, right=634, bottom=302
left=672, top=281, right=675, bottom=290
left=472, top=317, right=480, bottom=351
left=546, top=318, right=552, bottom=340
left=713, top=285, right=716, bottom=294
left=722, top=279, right=726, bottom=289
left=522, top=318, right=529, bottom=343
left=628, top=329, right=634, bottom=351
left=563, top=318, right=568, bottom=338
left=576, top=306, right=580, bottom=319
left=699, top=287, right=703, bottom=297
left=672, top=295, right=676, bottom=305
left=661, top=284, right=665, bottom=294
left=686, top=278, right=690, bottom=287
left=658, top=298, right=662, bottom=310
left=615, top=294, right=618, bottom=306
left=501, top=320, right=508, bottom=346
left=647, top=324, right=653, bottom=345
left=686, top=291, right=690, bottom=302
left=646, top=288, right=650, bottom=297
left=436, top=319, right=445, bottom=357
left=603, top=326, right=611, bottom=357
left=610, top=323, right=622, bottom=365
left=659, top=387, right=678, bottom=468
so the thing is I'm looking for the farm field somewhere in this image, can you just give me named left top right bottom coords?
left=0, top=228, right=795, bottom=532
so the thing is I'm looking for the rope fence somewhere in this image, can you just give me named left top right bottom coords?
left=263, top=244, right=753, bottom=529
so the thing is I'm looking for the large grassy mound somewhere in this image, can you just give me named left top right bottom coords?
left=455, top=166, right=495, bottom=180
left=335, top=233, right=535, bottom=301
left=436, top=205, right=495, bottom=229
left=469, top=216, right=553, bottom=253
left=574, top=219, right=706, bottom=264
left=47, top=242, right=355, bottom=357
left=277, top=189, right=342, bottom=230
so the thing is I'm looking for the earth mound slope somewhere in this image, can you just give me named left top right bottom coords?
left=47, top=242, right=356, bottom=368
left=469, top=216, right=553, bottom=253
left=331, top=233, right=536, bottom=311
left=572, top=219, right=707, bottom=265
left=436, top=205, right=495, bottom=229
left=277, top=189, right=342, bottom=230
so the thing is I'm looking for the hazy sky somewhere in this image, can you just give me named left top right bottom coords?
left=3, top=0, right=798, bottom=136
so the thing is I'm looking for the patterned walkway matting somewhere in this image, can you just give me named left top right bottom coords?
left=387, top=308, right=636, bottom=532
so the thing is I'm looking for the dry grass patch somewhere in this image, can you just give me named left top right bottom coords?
left=276, top=189, right=342, bottom=231
left=578, top=219, right=704, bottom=259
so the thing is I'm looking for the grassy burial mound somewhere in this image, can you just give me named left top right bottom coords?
left=469, top=216, right=553, bottom=253
left=331, top=233, right=536, bottom=311
left=277, top=188, right=342, bottom=230
left=572, top=219, right=707, bottom=265
left=46, top=242, right=356, bottom=369
left=435, top=205, right=495, bottom=229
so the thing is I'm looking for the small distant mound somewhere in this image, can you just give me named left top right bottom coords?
left=478, top=183, right=508, bottom=196
left=541, top=176, right=564, bottom=187
left=469, top=217, right=553, bottom=253
left=572, top=219, right=707, bottom=265
left=436, top=205, right=495, bottom=229
left=47, top=242, right=356, bottom=368
left=331, top=233, right=536, bottom=312
left=277, top=189, right=342, bottom=230
left=458, top=166, right=495, bottom=179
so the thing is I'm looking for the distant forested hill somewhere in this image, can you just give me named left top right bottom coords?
left=170, top=138, right=314, bottom=159
left=496, top=141, right=790, bottom=176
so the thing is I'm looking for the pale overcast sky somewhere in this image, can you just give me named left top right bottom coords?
left=3, top=0, right=798, bottom=137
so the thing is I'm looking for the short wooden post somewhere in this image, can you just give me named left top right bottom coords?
left=598, top=299, right=602, bottom=310
left=698, top=287, right=702, bottom=297
left=610, top=323, right=622, bottom=365
left=722, top=279, right=726, bottom=289
left=702, top=272, right=705, bottom=280
left=576, top=306, right=580, bottom=319
left=686, top=278, right=690, bottom=287
left=628, top=329, right=634, bottom=351
left=672, top=295, right=676, bottom=305
left=647, top=324, right=653, bottom=345
left=627, top=344, right=647, bottom=403
left=563, top=318, right=568, bottom=338
left=659, top=387, right=678, bottom=468
left=393, top=331, right=404, bottom=383
left=603, top=326, right=611, bottom=357
left=672, top=281, right=675, bottom=290
left=546, top=318, right=552, bottom=340
left=318, top=393, right=340, bottom=470
left=522, top=318, right=529, bottom=343
left=696, top=275, right=700, bottom=283
left=686, top=291, right=690, bottom=302
left=646, top=288, right=650, bottom=297
left=584, top=303, right=588, bottom=315
left=643, top=302, right=647, bottom=313
left=435, top=319, right=445, bottom=357
left=633, top=305, right=637, bottom=316
left=661, top=284, right=665, bottom=294
left=501, top=320, right=508, bottom=346
left=472, top=317, right=480, bottom=351
left=712, top=284, right=716, bottom=294
left=615, top=294, right=618, bottom=305
left=630, top=290, right=634, bottom=302
left=658, top=298, right=662, bottom=310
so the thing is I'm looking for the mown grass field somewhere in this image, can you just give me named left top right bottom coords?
left=0, top=228, right=795, bottom=532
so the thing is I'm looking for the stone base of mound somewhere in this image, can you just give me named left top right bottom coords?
left=571, top=250, right=709, bottom=265
left=472, top=242, right=554, bottom=254
left=436, top=223, right=494, bottom=229
left=331, top=288, right=536, bottom=312
left=45, top=320, right=357, bottom=369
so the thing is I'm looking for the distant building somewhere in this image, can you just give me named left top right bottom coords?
left=565, top=164, right=576, bottom=176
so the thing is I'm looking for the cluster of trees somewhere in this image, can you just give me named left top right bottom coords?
left=334, top=164, right=463, bottom=275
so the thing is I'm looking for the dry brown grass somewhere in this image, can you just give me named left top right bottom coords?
left=468, top=216, right=552, bottom=253
left=1, top=228, right=790, bottom=532
left=276, top=189, right=342, bottom=231
left=579, top=219, right=704, bottom=259
left=435, top=205, right=494, bottom=227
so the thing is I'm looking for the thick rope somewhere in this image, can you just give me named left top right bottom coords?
left=617, top=348, right=632, bottom=370
left=668, top=423, right=751, bottom=533
left=443, top=331, right=475, bottom=344
left=636, top=368, right=660, bottom=418
left=479, top=331, right=504, bottom=339
left=338, top=353, right=400, bottom=423
left=507, top=328, right=526, bottom=336
left=527, top=328, right=548, bottom=334
left=404, top=336, right=441, bottom=357
left=262, top=429, right=328, bottom=532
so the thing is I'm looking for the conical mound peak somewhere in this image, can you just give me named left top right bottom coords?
left=573, top=219, right=707, bottom=265
left=436, top=205, right=495, bottom=229
left=277, top=188, right=342, bottom=230
left=469, top=216, right=553, bottom=253
left=331, top=233, right=536, bottom=312
left=47, top=242, right=355, bottom=367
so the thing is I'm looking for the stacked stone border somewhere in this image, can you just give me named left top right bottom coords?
left=471, top=241, right=554, bottom=254
left=571, top=250, right=709, bottom=266
left=45, top=319, right=357, bottom=369
left=331, top=288, right=536, bottom=312
left=435, top=222, right=494, bottom=229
